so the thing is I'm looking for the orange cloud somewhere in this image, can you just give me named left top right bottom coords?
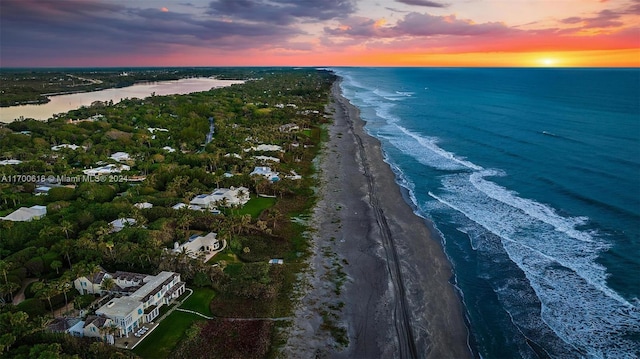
left=161, top=7, right=169, bottom=12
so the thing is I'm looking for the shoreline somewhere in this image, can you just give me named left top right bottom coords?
left=283, top=78, right=471, bottom=358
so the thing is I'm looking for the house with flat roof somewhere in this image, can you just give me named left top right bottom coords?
left=94, top=271, right=185, bottom=338
left=0, top=205, right=47, bottom=222
left=109, top=218, right=136, bottom=233
left=173, top=232, right=225, bottom=261
left=83, top=164, right=130, bottom=176
left=250, top=166, right=279, bottom=182
left=109, top=152, right=131, bottom=162
left=189, top=187, right=249, bottom=209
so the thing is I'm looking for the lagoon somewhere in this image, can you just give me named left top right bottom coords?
left=0, top=77, right=245, bottom=123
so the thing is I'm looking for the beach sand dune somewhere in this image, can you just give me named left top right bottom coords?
left=283, top=79, right=471, bottom=358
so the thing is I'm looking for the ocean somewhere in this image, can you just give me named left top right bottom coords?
left=332, top=67, right=640, bottom=358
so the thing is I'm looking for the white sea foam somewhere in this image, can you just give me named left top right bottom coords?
left=336, top=70, right=640, bottom=356
left=382, top=125, right=483, bottom=171
left=430, top=174, right=640, bottom=357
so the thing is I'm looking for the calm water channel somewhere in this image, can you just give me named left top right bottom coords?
left=0, top=78, right=244, bottom=123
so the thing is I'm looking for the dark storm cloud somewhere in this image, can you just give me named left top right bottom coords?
left=395, top=0, right=448, bottom=8
left=0, top=0, right=311, bottom=64
left=206, top=0, right=356, bottom=25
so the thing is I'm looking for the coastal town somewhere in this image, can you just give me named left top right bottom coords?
left=0, top=68, right=338, bottom=358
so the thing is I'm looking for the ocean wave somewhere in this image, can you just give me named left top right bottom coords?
left=429, top=172, right=640, bottom=357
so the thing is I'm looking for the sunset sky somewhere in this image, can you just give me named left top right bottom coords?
left=1, top=0, right=638, bottom=67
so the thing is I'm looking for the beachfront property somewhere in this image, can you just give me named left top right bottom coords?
left=109, top=218, right=136, bottom=233
left=286, top=171, right=302, bottom=180
left=83, top=315, right=116, bottom=344
left=83, top=164, right=130, bottom=176
left=279, top=123, right=300, bottom=133
left=244, top=144, right=284, bottom=152
left=173, top=232, right=225, bottom=261
left=0, top=205, right=47, bottom=222
left=189, top=187, right=250, bottom=209
left=250, top=166, right=280, bottom=182
left=254, top=155, right=281, bottom=163
left=109, top=152, right=131, bottom=162
left=96, top=271, right=185, bottom=338
left=74, top=269, right=186, bottom=338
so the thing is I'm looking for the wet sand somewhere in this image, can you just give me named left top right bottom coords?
left=283, top=79, right=471, bottom=358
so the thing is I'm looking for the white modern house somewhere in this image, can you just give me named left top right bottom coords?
left=250, top=166, right=279, bottom=182
left=244, top=144, right=284, bottom=152
left=109, top=152, right=131, bottom=162
left=0, top=205, right=47, bottom=222
left=83, top=164, right=130, bottom=176
left=189, top=187, right=250, bottom=209
left=94, top=271, right=185, bottom=338
left=109, top=218, right=136, bottom=233
left=51, top=144, right=83, bottom=151
left=173, top=232, right=225, bottom=261
left=134, top=202, right=153, bottom=209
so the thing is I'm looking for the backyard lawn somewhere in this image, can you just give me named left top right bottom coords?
left=236, top=196, right=276, bottom=217
left=180, top=287, right=216, bottom=316
left=132, top=311, right=203, bottom=359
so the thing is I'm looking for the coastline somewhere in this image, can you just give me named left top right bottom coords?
left=283, top=78, right=471, bottom=358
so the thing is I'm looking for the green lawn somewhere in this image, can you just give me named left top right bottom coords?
left=180, top=287, right=216, bottom=316
left=132, top=311, right=203, bottom=359
left=236, top=197, right=276, bottom=217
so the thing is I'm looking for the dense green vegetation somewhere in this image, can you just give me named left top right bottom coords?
left=0, top=68, right=336, bottom=358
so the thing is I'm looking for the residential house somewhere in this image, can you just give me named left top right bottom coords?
left=83, top=315, right=116, bottom=344
left=244, top=144, right=283, bottom=152
left=279, top=123, right=299, bottom=133
left=109, top=152, right=131, bottom=162
left=250, top=166, right=279, bottom=182
left=51, top=144, right=82, bottom=151
left=173, top=232, right=224, bottom=260
left=74, top=267, right=110, bottom=295
left=0, top=205, right=47, bottom=222
left=95, top=271, right=185, bottom=337
left=134, top=202, right=153, bottom=209
left=109, top=218, right=136, bottom=233
left=189, top=187, right=250, bottom=209
left=83, top=164, right=130, bottom=176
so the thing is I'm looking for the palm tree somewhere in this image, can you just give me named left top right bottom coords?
left=100, top=277, right=116, bottom=294
left=0, top=281, right=20, bottom=304
left=59, top=220, right=74, bottom=239
left=0, top=260, right=12, bottom=287
left=50, top=260, right=63, bottom=275
left=33, top=281, right=59, bottom=317
left=55, top=274, right=73, bottom=307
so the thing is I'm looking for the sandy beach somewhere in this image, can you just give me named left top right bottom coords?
left=283, top=79, right=471, bottom=358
